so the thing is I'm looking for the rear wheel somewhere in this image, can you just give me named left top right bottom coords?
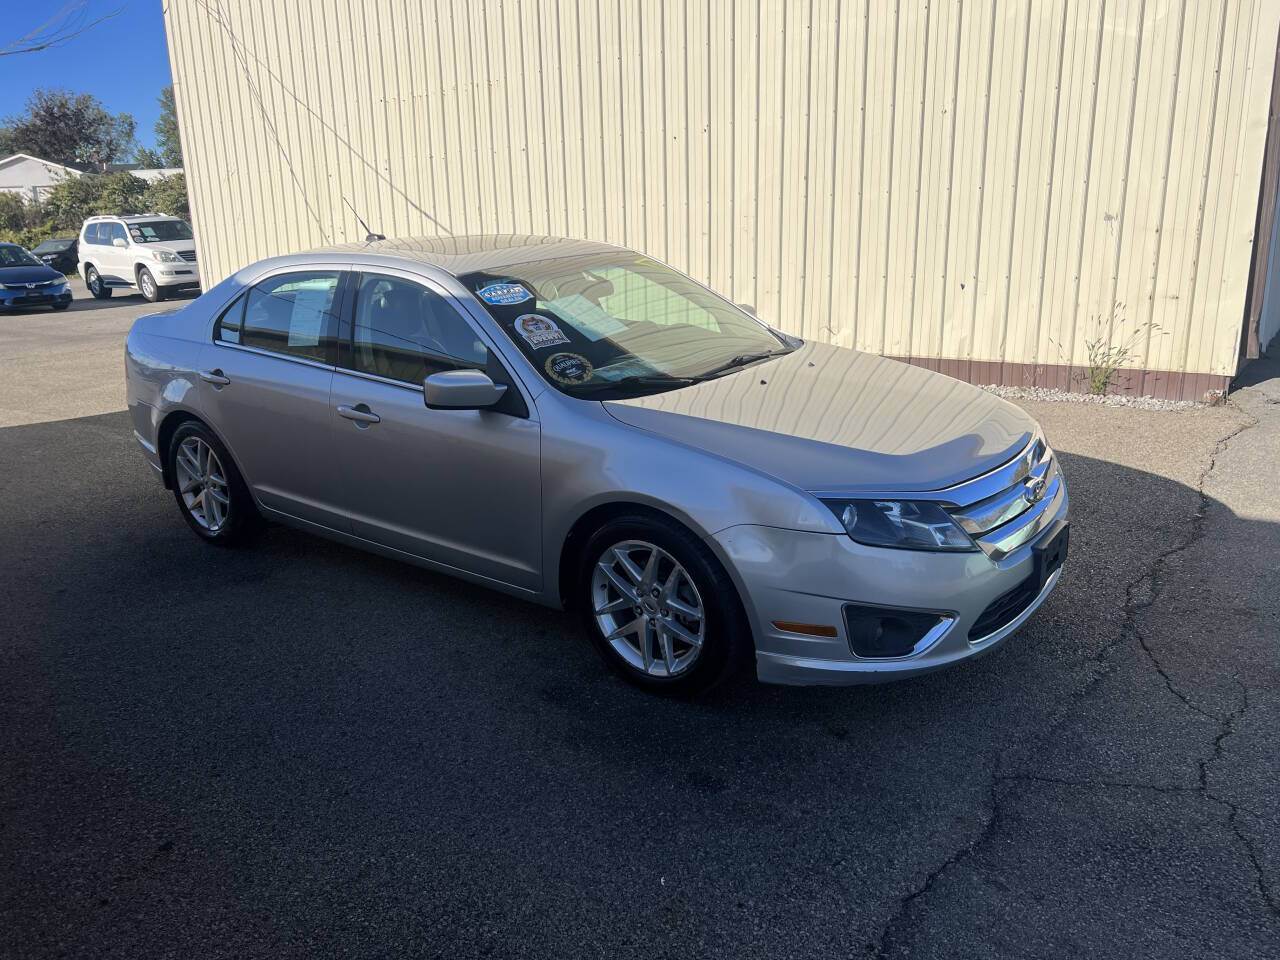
left=85, top=265, right=111, bottom=299
left=579, top=514, right=749, bottom=695
left=138, top=267, right=164, bottom=302
left=168, top=421, right=257, bottom=545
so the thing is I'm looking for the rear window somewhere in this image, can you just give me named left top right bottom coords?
left=82, top=223, right=100, bottom=244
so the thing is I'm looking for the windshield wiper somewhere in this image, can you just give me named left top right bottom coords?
left=574, top=374, right=698, bottom=392
left=691, top=351, right=784, bottom=380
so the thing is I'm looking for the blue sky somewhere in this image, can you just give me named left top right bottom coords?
left=0, top=1, right=172, bottom=153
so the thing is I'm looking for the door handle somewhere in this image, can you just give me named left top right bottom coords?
left=337, top=403, right=381, bottom=425
left=199, top=369, right=230, bottom=386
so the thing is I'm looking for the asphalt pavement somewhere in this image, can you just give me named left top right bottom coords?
left=1, top=289, right=1277, bottom=958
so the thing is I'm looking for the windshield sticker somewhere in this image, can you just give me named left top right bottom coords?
left=545, top=352, right=594, bottom=385
left=515, top=313, right=570, bottom=350
left=477, top=281, right=532, bottom=305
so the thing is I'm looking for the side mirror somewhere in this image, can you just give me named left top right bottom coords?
left=112, top=237, right=127, bottom=248
left=737, top=303, right=756, bottom=316
left=424, top=369, right=507, bottom=410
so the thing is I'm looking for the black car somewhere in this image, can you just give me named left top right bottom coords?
left=30, top=236, right=79, bottom=274
left=0, top=243, right=73, bottom=312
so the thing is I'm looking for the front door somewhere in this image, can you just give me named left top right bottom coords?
left=198, top=269, right=349, bottom=531
left=329, top=269, right=542, bottom=591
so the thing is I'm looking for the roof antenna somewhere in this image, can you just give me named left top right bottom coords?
left=343, top=196, right=385, bottom=242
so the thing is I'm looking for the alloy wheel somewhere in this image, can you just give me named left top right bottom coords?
left=141, top=271, right=156, bottom=299
left=591, top=539, right=706, bottom=677
left=175, top=436, right=231, bottom=532
left=87, top=269, right=100, bottom=295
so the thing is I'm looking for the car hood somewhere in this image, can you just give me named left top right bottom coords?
left=602, top=341, right=1037, bottom=494
left=0, top=263, right=66, bottom=285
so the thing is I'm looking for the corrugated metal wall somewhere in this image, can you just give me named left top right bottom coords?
left=164, top=0, right=1280, bottom=398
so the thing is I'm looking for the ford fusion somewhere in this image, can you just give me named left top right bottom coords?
left=125, top=236, right=1067, bottom=693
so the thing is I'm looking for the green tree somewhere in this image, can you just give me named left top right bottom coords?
left=42, top=172, right=148, bottom=231
left=143, top=173, right=190, bottom=219
left=0, top=89, right=135, bottom=171
left=155, top=86, right=182, bottom=167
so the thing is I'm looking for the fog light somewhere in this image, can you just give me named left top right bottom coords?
left=843, top=604, right=947, bottom=658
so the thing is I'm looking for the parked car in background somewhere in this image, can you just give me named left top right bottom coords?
left=78, top=214, right=199, bottom=303
left=124, top=235, right=1068, bottom=695
left=0, top=242, right=72, bottom=312
left=30, top=236, right=79, bottom=275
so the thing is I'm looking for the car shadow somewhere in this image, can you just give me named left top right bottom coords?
left=58, top=285, right=202, bottom=314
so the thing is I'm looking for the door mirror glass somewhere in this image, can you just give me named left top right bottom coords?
left=112, top=237, right=127, bottom=248
left=423, top=369, right=507, bottom=410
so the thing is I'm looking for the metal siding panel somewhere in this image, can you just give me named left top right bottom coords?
left=163, top=0, right=1280, bottom=394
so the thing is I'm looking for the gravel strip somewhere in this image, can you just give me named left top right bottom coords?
left=981, top=384, right=1207, bottom=411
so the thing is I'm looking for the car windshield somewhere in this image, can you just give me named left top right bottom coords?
left=0, top=245, right=41, bottom=267
left=33, top=239, right=73, bottom=253
left=129, top=220, right=194, bottom=243
left=461, top=252, right=793, bottom=399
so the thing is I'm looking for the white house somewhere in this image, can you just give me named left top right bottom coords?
left=0, top=153, right=82, bottom=202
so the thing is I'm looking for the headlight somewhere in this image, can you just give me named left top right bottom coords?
left=823, top=499, right=977, bottom=552
left=152, top=249, right=183, bottom=263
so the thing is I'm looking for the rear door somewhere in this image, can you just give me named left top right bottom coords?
left=198, top=269, right=349, bottom=530
left=328, top=268, right=542, bottom=590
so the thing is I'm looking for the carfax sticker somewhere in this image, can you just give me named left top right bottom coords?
left=477, top=281, right=532, bottom=305
left=545, top=352, right=594, bottom=385
left=515, top=313, right=570, bottom=350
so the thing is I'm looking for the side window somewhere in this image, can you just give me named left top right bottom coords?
left=107, top=223, right=127, bottom=246
left=352, top=273, right=488, bottom=384
left=83, top=223, right=99, bottom=245
left=237, top=271, right=341, bottom=362
left=213, top=293, right=245, bottom=344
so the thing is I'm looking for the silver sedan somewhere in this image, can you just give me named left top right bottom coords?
left=125, top=236, right=1068, bottom=694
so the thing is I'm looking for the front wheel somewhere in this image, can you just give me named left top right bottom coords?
left=85, top=266, right=111, bottom=299
left=168, top=421, right=258, bottom=545
left=579, top=514, right=749, bottom=695
left=138, top=267, right=164, bottom=302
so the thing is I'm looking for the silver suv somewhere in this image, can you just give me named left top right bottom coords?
left=78, top=214, right=199, bottom=302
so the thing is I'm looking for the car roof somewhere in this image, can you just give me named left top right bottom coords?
left=310, top=234, right=629, bottom=276
left=83, top=214, right=181, bottom=223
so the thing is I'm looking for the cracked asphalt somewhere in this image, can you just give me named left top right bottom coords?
left=2, top=293, right=1277, bottom=958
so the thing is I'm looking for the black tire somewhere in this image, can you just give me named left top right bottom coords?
left=138, top=267, right=165, bottom=303
left=85, top=265, right=111, bottom=299
left=578, top=513, right=750, bottom=696
left=167, top=421, right=259, bottom=545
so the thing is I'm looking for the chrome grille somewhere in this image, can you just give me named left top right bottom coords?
left=944, top=439, right=1062, bottom=560
left=178, top=250, right=197, bottom=263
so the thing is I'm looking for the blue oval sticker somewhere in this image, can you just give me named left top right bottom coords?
left=477, top=282, right=532, bottom=305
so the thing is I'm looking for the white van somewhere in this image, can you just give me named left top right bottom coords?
left=78, top=214, right=200, bottom=302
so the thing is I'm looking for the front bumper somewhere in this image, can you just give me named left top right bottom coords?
left=0, top=286, right=72, bottom=309
left=152, top=264, right=199, bottom=288
left=713, top=482, right=1068, bottom=685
